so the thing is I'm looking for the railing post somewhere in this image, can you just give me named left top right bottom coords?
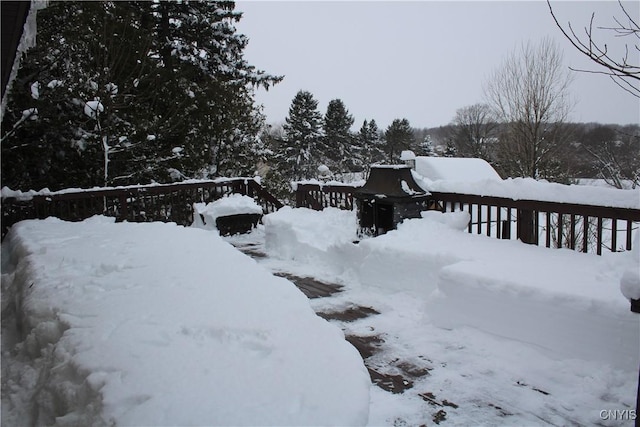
left=517, top=209, right=536, bottom=244
left=296, top=186, right=305, bottom=208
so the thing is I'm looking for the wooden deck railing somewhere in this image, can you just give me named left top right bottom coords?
left=295, top=183, right=355, bottom=211
left=295, top=183, right=640, bottom=255
left=2, top=178, right=283, bottom=239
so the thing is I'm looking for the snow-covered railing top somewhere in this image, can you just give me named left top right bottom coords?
left=411, top=173, right=640, bottom=211
left=291, top=179, right=365, bottom=191
left=1, top=178, right=283, bottom=239
left=1, top=177, right=262, bottom=201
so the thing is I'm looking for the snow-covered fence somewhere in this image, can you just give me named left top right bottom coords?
left=295, top=184, right=640, bottom=255
left=295, top=182, right=356, bottom=211
left=1, top=178, right=283, bottom=238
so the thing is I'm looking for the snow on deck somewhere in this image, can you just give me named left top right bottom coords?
left=263, top=207, right=639, bottom=372
left=1, top=217, right=370, bottom=426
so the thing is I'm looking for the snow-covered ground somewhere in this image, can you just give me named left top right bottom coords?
left=1, top=217, right=369, bottom=426
left=2, top=204, right=639, bottom=426
left=261, top=207, right=639, bottom=425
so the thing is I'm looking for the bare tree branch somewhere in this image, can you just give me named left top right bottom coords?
left=548, top=0, right=640, bottom=97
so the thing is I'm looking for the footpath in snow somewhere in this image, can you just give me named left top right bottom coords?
left=257, top=206, right=639, bottom=425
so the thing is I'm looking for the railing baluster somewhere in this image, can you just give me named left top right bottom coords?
left=611, top=219, right=617, bottom=252
left=627, top=220, right=633, bottom=251
left=546, top=212, right=552, bottom=248
left=570, top=214, right=576, bottom=250
left=557, top=213, right=563, bottom=249
left=597, top=217, right=603, bottom=255
left=582, top=215, right=589, bottom=253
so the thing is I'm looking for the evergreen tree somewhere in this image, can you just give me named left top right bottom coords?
left=358, top=119, right=385, bottom=171
left=443, top=139, right=458, bottom=157
left=418, top=134, right=437, bottom=156
left=384, top=118, right=415, bottom=163
left=280, top=90, right=323, bottom=180
left=148, top=1, right=280, bottom=179
left=1, top=1, right=281, bottom=191
left=1, top=2, right=151, bottom=190
left=320, top=99, right=354, bottom=173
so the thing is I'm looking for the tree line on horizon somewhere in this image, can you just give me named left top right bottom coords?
left=263, top=35, right=638, bottom=197
left=261, top=90, right=638, bottom=197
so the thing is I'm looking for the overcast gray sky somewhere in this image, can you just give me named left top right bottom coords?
left=235, top=1, right=639, bottom=130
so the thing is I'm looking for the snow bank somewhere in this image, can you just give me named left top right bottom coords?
left=263, top=208, right=639, bottom=371
left=1, top=217, right=370, bottom=426
left=620, top=233, right=640, bottom=301
left=263, top=207, right=358, bottom=265
left=193, top=194, right=263, bottom=231
left=413, top=173, right=640, bottom=209
left=414, top=156, right=501, bottom=181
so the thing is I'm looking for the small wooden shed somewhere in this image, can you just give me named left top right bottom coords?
left=354, top=165, right=431, bottom=236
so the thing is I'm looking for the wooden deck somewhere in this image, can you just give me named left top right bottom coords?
left=317, top=305, right=380, bottom=322
left=234, top=241, right=460, bottom=424
left=272, top=272, right=342, bottom=299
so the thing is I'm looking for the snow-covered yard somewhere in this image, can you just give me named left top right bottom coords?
left=2, top=204, right=639, bottom=425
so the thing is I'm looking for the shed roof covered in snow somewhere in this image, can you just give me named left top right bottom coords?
left=414, top=157, right=501, bottom=182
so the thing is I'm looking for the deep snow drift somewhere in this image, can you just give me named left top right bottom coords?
left=263, top=207, right=639, bottom=372
left=1, top=217, right=370, bottom=426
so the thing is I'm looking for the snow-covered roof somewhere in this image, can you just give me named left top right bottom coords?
left=414, top=157, right=501, bottom=182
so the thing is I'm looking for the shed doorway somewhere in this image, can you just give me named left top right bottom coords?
left=358, top=200, right=394, bottom=236
left=376, top=203, right=393, bottom=235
